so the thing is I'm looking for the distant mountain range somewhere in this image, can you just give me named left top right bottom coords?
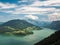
left=25, top=19, right=51, bottom=27
left=28, top=19, right=60, bottom=30
left=47, top=21, right=60, bottom=30
left=0, top=22, right=4, bottom=25
left=35, top=30, right=60, bottom=45
left=0, top=19, right=42, bottom=35
left=0, top=19, right=60, bottom=31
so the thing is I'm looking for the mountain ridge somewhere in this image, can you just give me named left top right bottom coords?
left=0, top=19, right=42, bottom=35
left=47, top=20, right=60, bottom=30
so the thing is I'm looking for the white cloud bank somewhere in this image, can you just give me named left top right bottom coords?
left=48, top=12, right=60, bottom=21
left=10, top=6, right=56, bottom=14
left=30, top=0, right=60, bottom=6
left=0, top=2, right=17, bottom=9
left=0, top=0, right=60, bottom=21
left=25, top=15, right=39, bottom=20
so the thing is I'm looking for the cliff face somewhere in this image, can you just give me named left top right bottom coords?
left=35, top=30, right=60, bottom=45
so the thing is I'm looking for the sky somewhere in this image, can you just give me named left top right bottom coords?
left=0, top=0, right=60, bottom=22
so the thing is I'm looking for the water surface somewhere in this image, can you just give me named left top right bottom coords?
left=0, top=28, right=56, bottom=45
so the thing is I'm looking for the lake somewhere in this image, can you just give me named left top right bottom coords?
left=0, top=28, right=56, bottom=45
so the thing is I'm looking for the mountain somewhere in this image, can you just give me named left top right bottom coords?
left=1, top=19, right=41, bottom=30
left=25, top=19, right=51, bottom=27
left=0, top=22, right=4, bottom=25
left=0, top=19, right=42, bottom=35
left=47, top=21, right=60, bottom=30
left=35, top=30, right=60, bottom=45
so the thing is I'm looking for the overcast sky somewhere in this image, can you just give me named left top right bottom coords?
left=0, top=0, right=60, bottom=22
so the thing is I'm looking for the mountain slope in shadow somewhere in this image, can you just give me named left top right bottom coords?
left=47, top=21, right=60, bottom=30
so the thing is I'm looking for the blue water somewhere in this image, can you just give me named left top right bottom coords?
left=0, top=28, right=56, bottom=45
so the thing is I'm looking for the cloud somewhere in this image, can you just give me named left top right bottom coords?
left=0, top=0, right=59, bottom=15
left=0, top=0, right=60, bottom=22
left=18, top=0, right=29, bottom=3
left=29, top=1, right=44, bottom=6
left=48, top=12, right=60, bottom=21
left=29, top=0, right=60, bottom=7
left=25, top=15, right=39, bottom=20
left=0, top=2, right=17, bottom=9
left=7, top=6, right=56, bottom=15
